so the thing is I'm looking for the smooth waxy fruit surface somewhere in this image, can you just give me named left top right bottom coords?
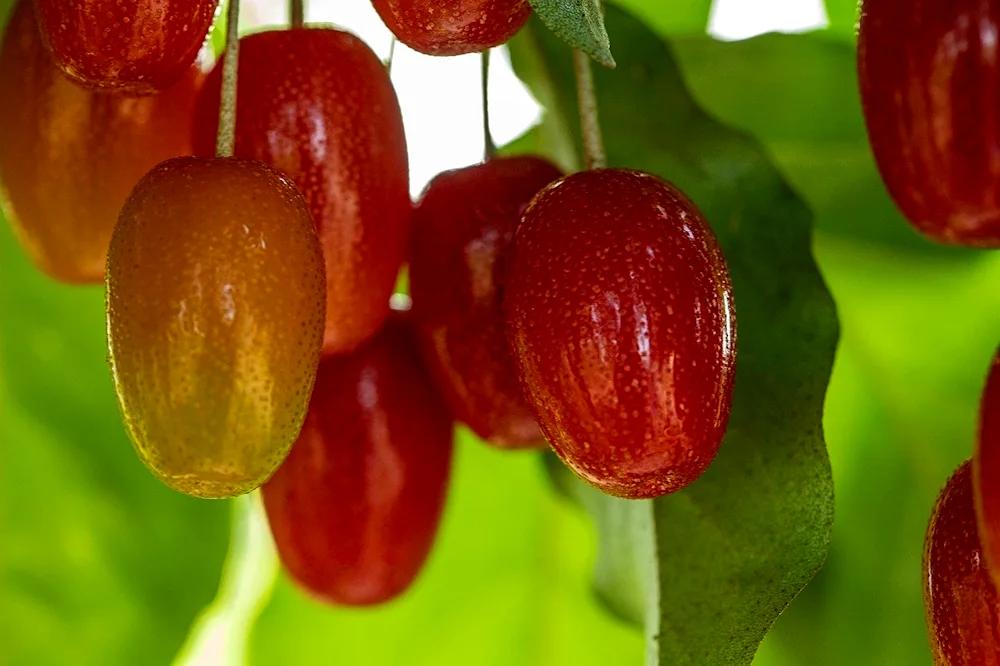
left=106, top=157, right=326, bottom=499
left=194, top=28, right=410, bottom=355
left=924, top=461, right=1000, bottom=665
left=371, top=0, right=531, bottom=56
left=974, top=349, right=1000, bottom=589
left=34, top=0, right=219, bottom=93
left=0, top=0, right=202, bottom=284
left=504, top=169, right=736, bottom=499
left=410, top=156, right=562, bottom=448
left=262, top=316, right=453, bottom=606
left=859, top=0, right=1000, bottom=246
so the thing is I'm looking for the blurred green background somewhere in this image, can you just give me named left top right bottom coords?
left=3, top=1, right=1000, bottom=665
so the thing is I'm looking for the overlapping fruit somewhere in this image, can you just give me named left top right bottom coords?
left=0, top=0, right=739, bottom=604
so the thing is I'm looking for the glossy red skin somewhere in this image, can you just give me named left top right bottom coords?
left=410, top=156, right=562, bottom=448
left=33, top=0, right=218, bottom=94
left=859, top=0, right=1000, bottom=246
left=262, top=316, right=454, bottom=606
left=0, top=0, right=203, bottom=283
left=194, top=28, right=410, bottom=356
left=503, top=169, right=737, bottom=499
left=371, top=0, right=531, bottom=56
left=974, top=349, right=1000, bottom=589
left=924, top=461, right=1000, bottom=665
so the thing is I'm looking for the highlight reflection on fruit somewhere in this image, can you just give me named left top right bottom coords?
left=924, top=460, right=1000, bottom=666
left=410, top=155, right=563, bottom=449
left=0, top=0, right=203, bottom=284
left=106, top=156, right=326, bottom=499
left=262, top=314, right=453, bottom=606
left=858, top=0, right=1000, bottom=246
left=504, top=168, right=737, bottom=499
left=193, top=27, right=410, bottom=356
left=34, top=0, right=219, bottom=93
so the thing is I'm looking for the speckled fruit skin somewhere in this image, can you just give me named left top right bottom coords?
left=410, top=156, right=562, bottom=448
left=262, top=315, right=453, bottom=606
left=974, top=350, right=1000, bottom=590
left=33, top=0, right=218, bottom=94
left=859, top=0, right=1000, bottom=246
left=371, top=0, right=531, bottom=56
left=193, top=28, right=410, bottom=356
left=106, top=157, right=326, bottom=499
left=0, top=0, right=203, bottom=284
left=924, top=461, right=1000, bottom=665
left=503, top=169, right=737, bottom=500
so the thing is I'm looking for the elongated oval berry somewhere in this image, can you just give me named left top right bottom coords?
left=0, top=0, right=203, bottom=284
left=504, top=169, right=736, bottom=499
left=371, top=0, right=531, bottom=56
left=262, top=315, right=453, bottom=606
left=859, top=0, right=1000, bottom=246
left=106, top=157, right=326, bottom=499
left=410, top=156, right=562, bottom=448
left=924, top=460, right=1000, bottom=665
left=193, top=28, right=410, bottom=355
left=33, top=0, right=218, bottom=93
left=974, top=349, right=1000, bottom=588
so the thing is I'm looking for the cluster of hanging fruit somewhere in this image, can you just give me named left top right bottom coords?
left=858, top=0, right=1000, bottom=662
left=0, top=0, right=739, bottom=606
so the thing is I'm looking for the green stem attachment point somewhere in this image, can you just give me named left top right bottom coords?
left=573, top=49, right=606, bottom=170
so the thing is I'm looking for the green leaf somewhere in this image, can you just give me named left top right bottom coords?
left=507, top=7, right=838, bottom=665
left=824, top=0, right=860, bottom=42
left=611, top=0, right=713, bottom=37
left=528, top=0, right=615, bottom=68
left=248, top=431, right=644, bottom=666
left=0, top=213, right=230, bottom=665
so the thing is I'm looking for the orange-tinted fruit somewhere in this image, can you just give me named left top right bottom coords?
left=410, top=156, right=563, bottom=448
left=106, top=157, right=326, bottom=499
left=974, top=348, right=1000, bottom=587
left=924, top=460, right=1000, bottom=665
left=34, top=0, right=219, bottom=93
left=193, top=28, right=410, bottom=355
left=0, top=0, right=203, bottom=284
left=262, top=315, right=453, bottom=606
left=370, top=0, right=531, bottom=56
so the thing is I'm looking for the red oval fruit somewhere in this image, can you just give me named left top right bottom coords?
left=974, top=349, right=1000, bottom=588
left=193, top=28, right=410, bottom=355
left=262, top=315, right=453, bottom=606
left=370, top=0, right=531, bottom=56
left=924, top=460, right=1000, bottom=665
left=410, top=156, right=563, bottom=448
left=503, top=169, right=736, bottom=499
left=33, top=0, right=218, bottom=94
left=107, top=156, right=326, bottom=499
left=858, top=0, right=1000, bottom=246
left=0, top=0, right=203, bottom=284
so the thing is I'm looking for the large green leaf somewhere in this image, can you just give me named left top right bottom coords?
left=661, top=30, right=1000, bottom=666
left=0, top=210, right=230, bottom=664
left=507, top=7, right=838, bottom=665
left=824, top=0, right=860, bottom=42
left=248, top=430, right=644, bottom=666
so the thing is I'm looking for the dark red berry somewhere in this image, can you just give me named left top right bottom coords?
left=262, top=316, right=454, bottom=606
left=924, top=460, right=1000, bottom=665
left=859, top=0, right=1000, bottom=246
left=370, top=0, right=531, bottom=56
left=503, top=168, right=737, bottom=499
left=974, top=349, right=1000, bottom=587
left=34, top=0, right=219, bottom=94
left=193, top=28, right=410, bottom=356
left=410, top=156, right=563, bottom=448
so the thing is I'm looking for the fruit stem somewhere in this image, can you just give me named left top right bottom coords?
left=573, top=49, right=606, bottom=170
left=216, top=0, right=241, bottom=158
left=290, top=0, right=304, bottom=28
left=482, top=50, right=497, bottom=161
left=385, top=37, right=397, bottom=73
